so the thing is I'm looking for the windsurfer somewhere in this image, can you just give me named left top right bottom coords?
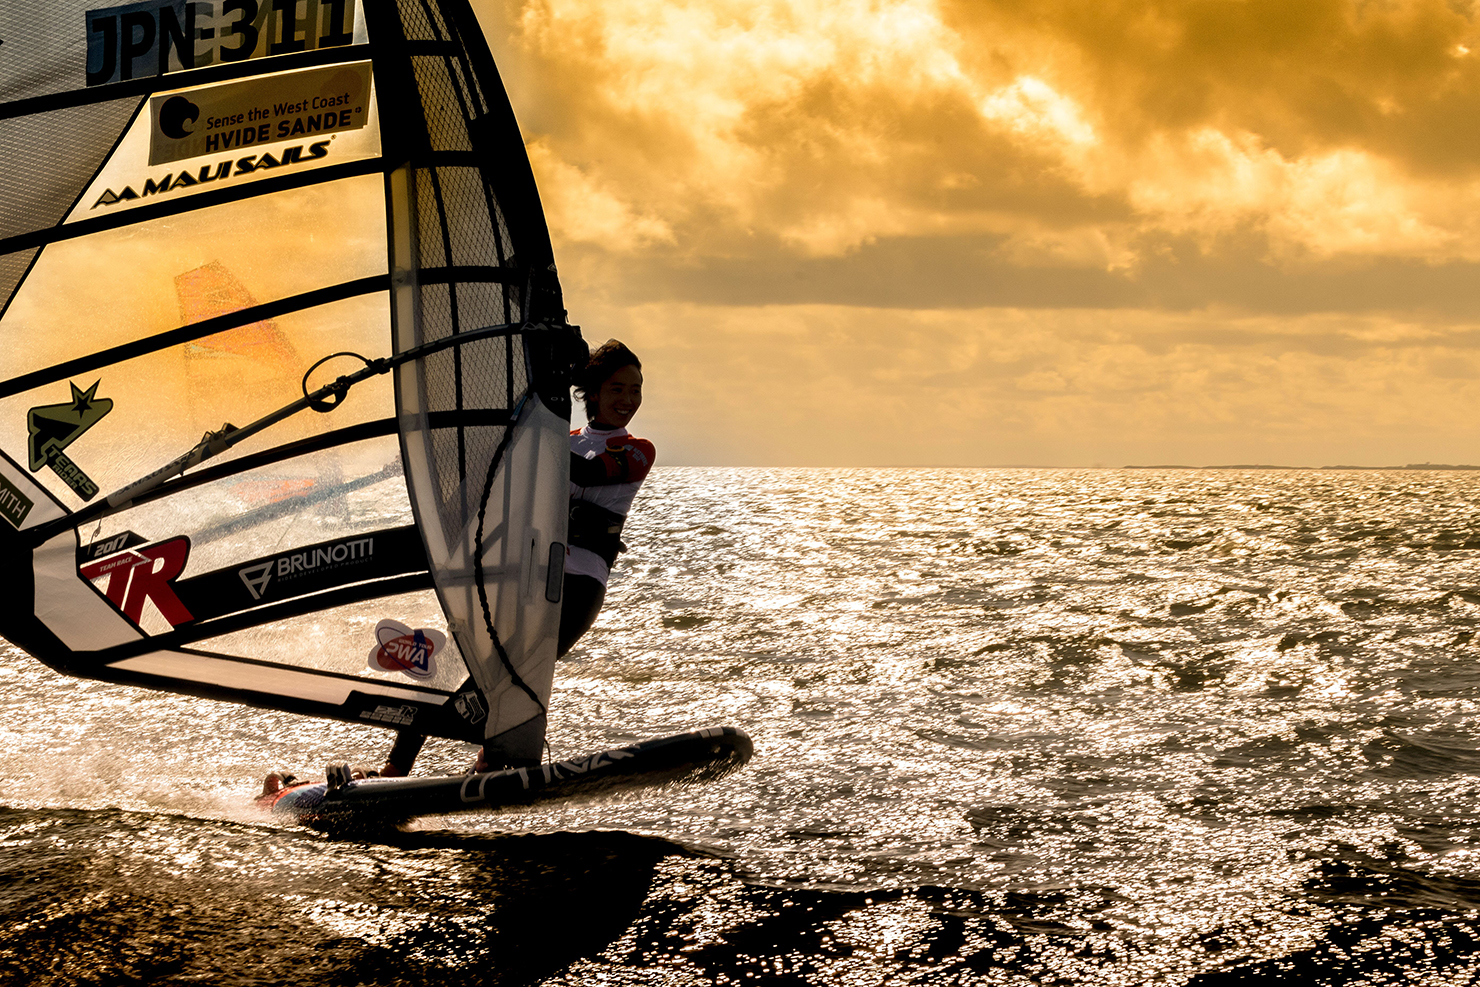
left=468, top=339, right=654, bottom=772
left=556, top=339, right=653, bottom=655
left=383, top=340, right=656, bottom=777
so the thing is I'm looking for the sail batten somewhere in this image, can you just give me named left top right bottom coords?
left=0, top=0, right=577, bottom=751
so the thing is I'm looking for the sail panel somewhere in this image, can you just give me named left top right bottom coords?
left=0, top=98, right=144, bottom=243
left=444, top=395, right=568, bottom=746
left=202, top=587, right=468, bottom=689
left=3, top=173, right=387, bottom=359
left=0, top=281, right=394, bottom=508
left=34, top=530, right=140, bottom=651
left=0, top=448, right=66, bottom=531
left=76, top=435, right=408, bottom=568
left=2, top=1, right=102, bottom=104
left=409, top=64, right=477, bottom=155
left=113, top=651, right=448, bottom=706
left=0, top=250, right=38, bottom=330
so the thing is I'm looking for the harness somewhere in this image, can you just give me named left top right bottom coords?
left=568, top=499, right=627, bottom=567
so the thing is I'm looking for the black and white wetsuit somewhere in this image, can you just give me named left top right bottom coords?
left=560, top=425, right=655, bottom=655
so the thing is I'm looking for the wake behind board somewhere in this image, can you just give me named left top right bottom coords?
left=265, top=727, right=753, bottom=834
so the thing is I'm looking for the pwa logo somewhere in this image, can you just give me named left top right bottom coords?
left=80, top=537, right=193, bottom=629
left=367, top=620, right=445, bottom=680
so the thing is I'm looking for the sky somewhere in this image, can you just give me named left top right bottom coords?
left=474, top=0, right=1480, bottom=467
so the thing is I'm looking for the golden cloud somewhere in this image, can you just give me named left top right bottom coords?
left=478, top=0, right=1480, bottom=464
left=493, top=0, right=1480, bottom=280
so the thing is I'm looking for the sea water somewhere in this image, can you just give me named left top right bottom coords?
left=5, top=468, right=1480, bottom=985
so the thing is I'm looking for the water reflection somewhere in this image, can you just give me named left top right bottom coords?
left=0, top=807, right=682, bottom=987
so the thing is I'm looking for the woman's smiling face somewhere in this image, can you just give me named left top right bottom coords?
left=593, top=364, right=643, bottom=428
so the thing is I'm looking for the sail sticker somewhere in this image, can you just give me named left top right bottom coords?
left=79, top=537, right=195, bottom=630
left=148, top=62, right=372, bottom=165
left=91, top=139, right=333, bottom=210
left=361, top=704, right=417, bottom=727
left=78, top=530, right=149, bottom=564
left=367, top=620, right=445, bottom=679
left=453, top=689, right=488, bottom=724
left=27, top=382, right=113, bottom=501
left=238, top=561, right=275, bottom=600
left=0, top=473, right=34, bottom=530
left=236, top=534, right=375, bottom=602
left=85, top=0, right=358, bottom=87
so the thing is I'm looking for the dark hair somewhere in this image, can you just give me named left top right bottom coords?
left=575, top=339, right=642, bottom=421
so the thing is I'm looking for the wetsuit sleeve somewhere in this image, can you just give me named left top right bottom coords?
left=570, top=439, right=656, bottom=486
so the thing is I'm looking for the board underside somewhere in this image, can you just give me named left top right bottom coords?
left=270, top=726, right=753, bottom=833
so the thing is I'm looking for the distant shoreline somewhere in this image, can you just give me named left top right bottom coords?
left=1121, top=464, right=1480, bottom=471
left=662, top=463, right=1480, bottom=470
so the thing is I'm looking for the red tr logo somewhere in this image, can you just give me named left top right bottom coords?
left=80, top=537, right=193, bottom=628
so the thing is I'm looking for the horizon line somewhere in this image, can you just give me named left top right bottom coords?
left=651, top=463, right=1480, bottom=471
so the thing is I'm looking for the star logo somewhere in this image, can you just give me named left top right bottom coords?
left=28, top=380, right=114, bottom=472
left=27, top=380, right=114, bottom=500
left=70, top=380, right=101, bottom=414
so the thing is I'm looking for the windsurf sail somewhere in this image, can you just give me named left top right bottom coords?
left=0, top=0, right=581, bottom=765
